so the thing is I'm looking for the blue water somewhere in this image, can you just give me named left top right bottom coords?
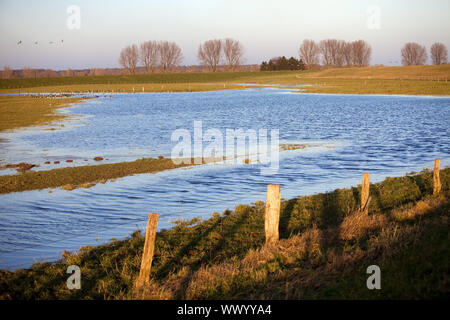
left=0, top=89, right=449, bottom=270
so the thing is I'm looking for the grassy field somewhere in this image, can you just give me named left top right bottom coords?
left=299, top=65, right=450, bottom=80
left=0, top=71, right=290, bottom=93
left=1, top=66, right=449, bottom=95
left=0, top=95, right=94, bottom=132
left=238, top=65, right=450, bottom=95
left=0, top=168, right=448, bottom=299
left=0, top=157, right=196, bottom=194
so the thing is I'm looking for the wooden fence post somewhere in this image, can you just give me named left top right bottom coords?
left=265, top=184, right=281, bottom=244
left=136, top=213, right=159, bottom=288
left=433, top=159, right=441, bottom=196
left=361, top=172, right=370, bottom=214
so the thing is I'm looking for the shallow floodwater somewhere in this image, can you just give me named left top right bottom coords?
left=0, top=89, right=449, bottom=269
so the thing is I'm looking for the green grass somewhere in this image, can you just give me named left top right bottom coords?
left=0, top=95, right=93, bottom=132
left=0, top=71, right=296, bottom=89
left=0, top=168, right=448, bottom=299
left=0, top=144, right=310, bottom=194
left=0, top=157, right=200, bottom=194
left=302, top=208, right=449, bottom=299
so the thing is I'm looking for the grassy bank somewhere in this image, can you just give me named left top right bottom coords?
left=0, top=168, right=448, bottom=299
left=0, top=95, right=93, bottom=132
left=1, top=66, right=449, bottom=96
left=0, top=157, right=200, bottom=194
left=0, top=143, right=310, bottom=194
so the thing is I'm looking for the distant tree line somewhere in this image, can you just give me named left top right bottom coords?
left=260, top=39, right=373, bottom=71
left=301, top=39, right=372, bottom=69
left=258, top=39, right=448, bottom=71
left=2, top=39, right=448, bottom=79
left=260, top=56, right=306, bottom=71
left=118, top=38, right=246, bottom=74
left=119, top=41, right=183, bottom=74
left=401, top=42, right=448, bottom=65
left=197, top=38, right=245, bottom=72
left=0, top=66, right=119, bottom=79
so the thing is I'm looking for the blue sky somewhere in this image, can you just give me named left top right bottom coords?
left=0, top=0, right=449, bottom=70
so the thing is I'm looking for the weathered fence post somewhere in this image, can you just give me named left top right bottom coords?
left=136, top=213, right=159, bottom=288
left=361, top=172, right=370, bottom=214
left=433, top=159, right=441, bottom=196
left=265, top=184, right=281, bottom=244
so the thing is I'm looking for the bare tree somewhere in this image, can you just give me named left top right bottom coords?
left=319, top=39, right=344, bottom=66
left=198, top=39, right=223, bottom=72
left=2, top=66, right=14, bottom=79
left=430, top=42, right=448, bottom=65
left=401, top=42, right=427, bottom=65
left=119, top=44, right=139, bottom=74
left=299, top=40, right=320, bottom=68
left=89, top=68, right=104, bottom=76
left=22, top=67, right=37, bottom=78
left=159, top=41, right=183, bottom=72
left=140, top=41, right=160, bottom=73
left=43, top=69, right=56, bottom=78
left=342, top=42, right=354, bottom=67
left=319, top=39, right=332, bottom=66
left=335, top=40, right=347, bottom=67
left=223, top=38, right=245, bottom=71
left=351, top=40, right=372, bottom=67
left=64, top=68, right=74, bottom=77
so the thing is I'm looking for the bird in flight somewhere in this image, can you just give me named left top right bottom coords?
left=35, top=41, right=38, bottom=45
left=49, top=41, right=54, bottom=44
left=17, top=40, right=22, bottom=45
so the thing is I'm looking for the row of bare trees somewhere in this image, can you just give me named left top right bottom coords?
left=1, top=67, right=109, bottom=79
left=197, top=38, right=245, bottom=72
left=401, top=42, right=448, bottom=65
left=299, top=39, right=372, bottom=68
left=119, top=41, right=183, bottom=74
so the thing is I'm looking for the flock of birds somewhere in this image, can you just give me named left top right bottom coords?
left=17, top=40, right=64, bottom=45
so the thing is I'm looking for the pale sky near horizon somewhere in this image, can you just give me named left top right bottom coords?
left=0, top=0, right=449, bottom=70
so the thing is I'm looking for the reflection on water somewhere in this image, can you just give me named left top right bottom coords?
left=0, top=89, right=449, bottom=269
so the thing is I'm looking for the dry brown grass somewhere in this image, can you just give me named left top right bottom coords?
left=390, top=198, right=437, bottom=221
left=339, top=212, right=389, bottom=240
left=0, top=95, right=93, bottom=132
left=140, top=194, right=448, bottom=299
left=298, top=65, right=450, bottom=80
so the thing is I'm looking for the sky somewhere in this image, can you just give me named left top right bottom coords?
left=0, top=0, right=449, bottom=70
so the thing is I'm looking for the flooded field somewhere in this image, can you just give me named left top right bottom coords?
left=0, top=89, right=449, bottom=269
